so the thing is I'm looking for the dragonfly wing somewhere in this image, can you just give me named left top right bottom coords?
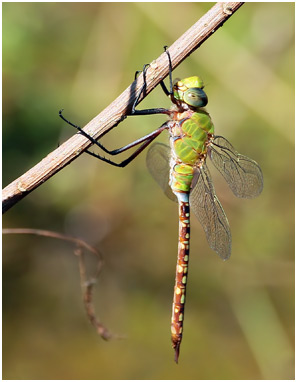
left=190, top=163, right=231, bottom=260
left=209, top=136, right=263, bottom=198
left=146, top=142, right=177, bottom=202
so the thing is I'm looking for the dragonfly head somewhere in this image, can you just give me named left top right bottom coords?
left=173, top=76, right=208, bottom=108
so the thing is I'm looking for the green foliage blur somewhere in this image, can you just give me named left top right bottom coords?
left=3, top=2, right=294, bottom=379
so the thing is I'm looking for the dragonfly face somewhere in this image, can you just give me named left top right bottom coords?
left=173, top=76, right=208, bottom=108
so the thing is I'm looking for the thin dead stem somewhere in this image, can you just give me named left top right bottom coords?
left=3, top=228, right=118, bottom=341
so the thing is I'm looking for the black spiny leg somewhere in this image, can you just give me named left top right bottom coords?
left=59, top=110, right=168, bottom=167
left=130, top=63, right=170, bottom=116
left=59, top=110, right=108, bottom=153
left=130, top=46, right=173, bottom=116
left=59, top=46, right=174, bottom=167
left=163, top=46, right=173, bottom=95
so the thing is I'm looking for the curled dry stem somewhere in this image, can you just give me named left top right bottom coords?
left=3, top=228, right=120, bottom=341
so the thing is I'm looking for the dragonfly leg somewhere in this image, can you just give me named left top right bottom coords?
left=85, top=123, right=168, bottom=167
left=130, top=46, right=174, bottom=116
left=59, top=110, right=168, bottom=167
left=130, top=63, right=170, bottom=116
left=161, top=46, right=173, bottom=96
left=59, top=46, right=175, bottom=166
left=59, top=110, right=110, bottom=153
left=134, top=64, right=150, bottom=81
left=150, top=46, right=173, bottom=97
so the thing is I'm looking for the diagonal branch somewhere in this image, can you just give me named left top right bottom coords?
left=2, top=2, right=244, bottom=213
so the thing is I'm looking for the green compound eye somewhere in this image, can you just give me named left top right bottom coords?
left=184, top=88, right=208, bottom=107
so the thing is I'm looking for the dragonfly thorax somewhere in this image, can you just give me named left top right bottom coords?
left=173, top=76, right=208, bottom=109
left=168, top=107, right=215, bottom=198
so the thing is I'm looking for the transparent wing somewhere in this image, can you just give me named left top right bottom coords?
left=190, top=163, right=231, bottom=260
left=146, top=142, right=177, bottom=202
left=209, top=136, right=263, bottom=198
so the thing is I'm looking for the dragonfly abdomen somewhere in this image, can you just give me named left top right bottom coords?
left=171, top=196, right=191, bottom=363
left=169, top=110, right=214, bottom=362
left=170, top=163, right=194, bottom=194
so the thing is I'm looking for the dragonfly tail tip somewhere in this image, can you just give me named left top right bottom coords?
left=174, top=343, right=180, bottom=364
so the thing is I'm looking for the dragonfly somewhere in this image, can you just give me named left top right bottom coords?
left=60, top=47, right=263, bottom=363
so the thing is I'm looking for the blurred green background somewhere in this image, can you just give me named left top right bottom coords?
left=3, top=2, right=294, bottom=380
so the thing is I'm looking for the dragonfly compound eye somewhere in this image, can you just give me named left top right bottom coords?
left=184, top=88, right=208, bottom=108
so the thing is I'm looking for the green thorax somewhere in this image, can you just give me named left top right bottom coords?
left=170, top=111, right=214, bottom=194
left=169, top=77, right=214, bottom=195
left=172, top=110, right=214, bottom=165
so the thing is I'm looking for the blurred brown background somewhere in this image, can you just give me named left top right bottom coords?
left=3, top=2, right=294, bottom=379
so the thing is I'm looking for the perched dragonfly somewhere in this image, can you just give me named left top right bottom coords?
left=60, top=48, right=263, bottom=363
